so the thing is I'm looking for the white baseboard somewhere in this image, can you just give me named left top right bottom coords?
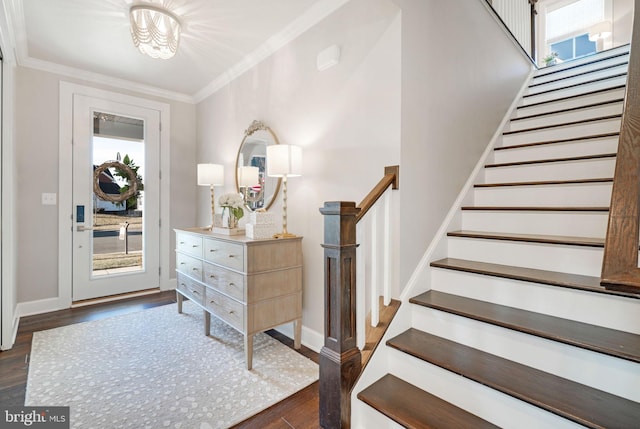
left=16, top=297, right=67, bottom=318
left=0, top=315, right=20, bottom=350
left=275, top=324, right=324, bottom=353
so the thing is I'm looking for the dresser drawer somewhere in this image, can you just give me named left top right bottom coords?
left=205, top=287, right=244, bottom=332
left=176, top=252, right=203, bottom=282
left=176, top=232, right=203, bottom=258
left=202, top=263, right=246, bottom=302
left=177, top=273, right=205, bottom=306
left=204, top=238, right=245, bottom=271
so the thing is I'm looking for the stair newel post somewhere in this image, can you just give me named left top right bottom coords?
left=319, top=201, right=362, bottom=429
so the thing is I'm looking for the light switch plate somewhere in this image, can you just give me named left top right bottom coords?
left=42, top=193, right=57, bottom=205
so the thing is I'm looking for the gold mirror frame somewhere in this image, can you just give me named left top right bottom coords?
left=235, top=120, right=282, bottom=212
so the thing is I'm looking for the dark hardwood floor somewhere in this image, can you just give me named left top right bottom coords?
left=0, top=291, right=321, bottom=428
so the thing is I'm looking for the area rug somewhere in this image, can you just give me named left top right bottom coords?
left=25, top=300, right=318, bottom=429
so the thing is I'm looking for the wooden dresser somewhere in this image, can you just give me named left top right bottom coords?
left=174, top=227, right=303, bottom=369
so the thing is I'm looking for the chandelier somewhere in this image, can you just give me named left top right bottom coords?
left=129, top=5, right=181, bottom=60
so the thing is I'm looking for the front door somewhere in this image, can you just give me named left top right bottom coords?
left=72, top=95, right=160, bottom=301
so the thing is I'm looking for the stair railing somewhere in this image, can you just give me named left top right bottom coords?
left=318, top=165, right=399, bottom=429
left=601, top=2, right=640, bottom=294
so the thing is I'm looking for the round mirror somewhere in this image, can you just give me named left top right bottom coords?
left=235, top=120, right=282, bottom=211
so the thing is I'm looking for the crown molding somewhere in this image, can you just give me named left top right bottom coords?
left=7, top=0, right=351, bottom=105
left=193, top=0, right=351, bottom=103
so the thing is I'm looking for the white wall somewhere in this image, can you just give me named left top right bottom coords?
left=390, top=0, right=532, bottom=287
left=14, top=66, right=197, bottom=305
left=196, top=0, right=402, bottom=338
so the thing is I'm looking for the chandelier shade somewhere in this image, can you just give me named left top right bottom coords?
left=129, top=5, right=181, bottom=60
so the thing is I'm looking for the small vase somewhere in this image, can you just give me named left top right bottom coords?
left=222, top=207, right=238, bottom=229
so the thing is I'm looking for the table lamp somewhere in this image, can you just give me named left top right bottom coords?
left=266, top=144, right=302, bottom=238
left=197, top=163, right=224, bottom=229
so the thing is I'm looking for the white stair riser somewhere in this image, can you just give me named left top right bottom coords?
left=532, top=57, right=629, bottom=84
left=535, top=46, right=630, bottom=77
left=352, top=403, right=404, bottom=429
left=502, top=119, right=621, bottom=146
left=521, top=75, right=627, bottom=106
left=525, top=64, right=628, bottom=96
left=461, top=210, right=608, bottom=237
left=515, top=87, right=625, bottom=118
left=430, top=269, right=640, bottom=335
left=388, top=349, right=586, bottom=429
left=493, top=137, right=618, bottom=163
left=473, top=183, right=612, bottom=207
left=411, top=306, right=640, bottom=401
left=484, top=159, right=616, bottom=183
left=507, top=102, right=623, bottom=132
left=447, top=236, right=603, bottom=276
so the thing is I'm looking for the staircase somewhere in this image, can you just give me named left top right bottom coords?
left=353, top=45, right=640, bottom=428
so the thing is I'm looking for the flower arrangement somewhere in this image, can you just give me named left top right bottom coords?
left=218, top=193, right=244, bottom=221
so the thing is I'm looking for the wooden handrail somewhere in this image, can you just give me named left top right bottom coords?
left=319, top=165, right=399, bottom=429
left=601, top=2, right=640, bottom=294
left=356, top=165, right=399, bottom=222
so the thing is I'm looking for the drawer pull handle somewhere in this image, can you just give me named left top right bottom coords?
left=209, top=249, right=217, bottom=252
left=180, top=262, right=186, bottom=265
left=179, top=241, right=185, bottom=245
left=192, top=267, right=199, bottom=271
left=209, top=299, right=217, bottom=305
left=229, top=282, right=235, bottom=287
left=180, top=283, right=186, bottom=287
left=229, top=311, right=235, bottom=315
left=228, top=255, right=235, bottom=258
left=192, top=244, right=199, bottom=248
left=192, top=290, right=200, bottom=295
left=209, top=274, right=217, bottom=279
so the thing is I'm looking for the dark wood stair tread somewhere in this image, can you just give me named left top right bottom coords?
left=409, top=290, right=640, bottom=363
left=357, top=374, right=499, bottom=429
left=533, top=50, right=629, bottom=79
left=518, top=86, right=626, bottom=111
left=447, top=230, right=604, bottom=247
left=430, top=258, right=640, bottom=300
left=494, top=132, right=619, bottom=151
left=522, top=73, right=627, bottom=98
left=485, top=153, right=616, bottom=169
left=461, top=206, right=609, bottom=212
left=387, top=329, right=640, bottom=429
left=511, top=99, right=623, bottom=122
left=529, top=61, right=628, bottom=89
left=503, top=114, right=621, bottom=136
left=475, top=178, right=613, bottom=188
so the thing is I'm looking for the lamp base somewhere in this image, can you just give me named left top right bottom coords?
left=273, top=232, right=297, bottom=239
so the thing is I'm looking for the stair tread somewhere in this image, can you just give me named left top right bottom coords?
left=511, top=98, right=624, bottom=122
left=485, top=153, right=616, bottom=168
left=495, top=132, right=619, bottom=151
left=529, top=61, right=628, bottom=88
left=475, top=178, right=613, bottom=188
left=523, top=73, right=627, bottom=99
left=447, top=230, right=604, bottom=247
left=461, top=206, right=609, bottom=211
left=534, top=48, right=629, bottom=78
left=388, top=328, right=640, bottom=429
left=357, top=374, right=499, bottom=429
left=518, top=85, right=625, bottom=111
left=430, top=258, right=640, bottom=300
left=503, top=114, right=621, bottom=135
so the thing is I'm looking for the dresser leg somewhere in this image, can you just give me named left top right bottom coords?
left=204, top=311, right=211, bottom=336
left=245, top=334, right=254, bottom=370
left=294, top=318, right=302, bottom=349
left=177, top=291, right=183, bottom=313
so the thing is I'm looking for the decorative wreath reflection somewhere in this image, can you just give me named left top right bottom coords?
left=93, top=161, right=138, bottom=203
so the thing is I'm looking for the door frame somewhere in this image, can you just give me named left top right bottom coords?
left=59, top=82, right=172, bottom=308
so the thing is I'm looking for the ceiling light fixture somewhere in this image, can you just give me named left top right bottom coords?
left=129, top=5, right=181, bottom=60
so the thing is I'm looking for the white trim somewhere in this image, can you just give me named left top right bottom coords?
left=276, top=324, right=324, bottom=354
left=193, top=0, right=351, bottom=102
left=59, top=82, right=171, bottom=308
left=7, top=0, right=350, bottom=104
left=16, top=297, right=66, bottom=318
left=0, top=315, right=19, bottom=351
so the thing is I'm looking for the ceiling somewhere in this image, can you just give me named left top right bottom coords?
left=8, top=0, right=348, bottom=102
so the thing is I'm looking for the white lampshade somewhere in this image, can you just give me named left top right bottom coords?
left=130, top=5, right=181, bottom=60
left=589, top=21, right=612, bottom=42
left=238, top=166, right=259, bottom=187
left=266, top=145, right=302, bottom=177
left=197, top=163, right=224, bottom=186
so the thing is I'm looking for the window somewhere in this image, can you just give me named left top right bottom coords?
left=550, top=33, right=597, bottom=60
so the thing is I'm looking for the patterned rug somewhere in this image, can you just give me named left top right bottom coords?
left=25, top=300, right=318, bottom=429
